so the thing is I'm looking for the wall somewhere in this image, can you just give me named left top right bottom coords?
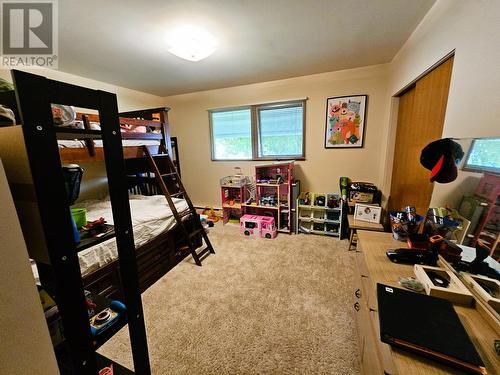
left=0, top=159, right=59, bottom=375
left=164, top=64, right=390, bottom=207
left=381, top=0, right=500, bottom=209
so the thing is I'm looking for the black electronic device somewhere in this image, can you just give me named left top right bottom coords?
left=426, top=270, right=450, bottom=288
left=377, top=284, right=485, bottom=374
left=386, top=248, right=438, bottom=266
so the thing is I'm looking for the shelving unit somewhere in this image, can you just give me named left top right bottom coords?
left=296, top=192, right=343, bottom=237
left=242, top=161, right=294, bottom=233
left=0, top=70, right=151, bottom=374
left=220, top=174, right=251, bottom=225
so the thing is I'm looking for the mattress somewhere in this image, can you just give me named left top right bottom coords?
left=58, top=139, right=160, bottom=148
left=76, top=195, right=189, bottom=276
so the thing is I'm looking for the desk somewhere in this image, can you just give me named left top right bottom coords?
left=347, top=214, right=384, bottom=250
left=354, top=230, right=500, bottom=374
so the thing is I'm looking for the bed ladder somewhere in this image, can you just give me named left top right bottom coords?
left=142, top=146, right=215, bottom=266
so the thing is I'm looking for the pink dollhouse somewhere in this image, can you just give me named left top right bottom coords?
left=240, top=214, right=277, bottom=239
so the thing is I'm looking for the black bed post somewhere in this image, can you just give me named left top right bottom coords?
left=98, top=92, right=151, bottom=375
left=159, top=108, right=173, bottom=158
left=11, top=70, right=97, bottom=374
left=10, top=69, right=151, bottom=375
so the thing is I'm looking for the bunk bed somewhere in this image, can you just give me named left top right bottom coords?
left=0, top=89, right=195, bottom=299
left=0, top=70, right=202, bottom=373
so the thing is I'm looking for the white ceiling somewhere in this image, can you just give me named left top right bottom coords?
left=59, top=0, right=435, bottom=96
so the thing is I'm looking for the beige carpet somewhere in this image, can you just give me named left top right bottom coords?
left=99, top=224, right=360, bottom=374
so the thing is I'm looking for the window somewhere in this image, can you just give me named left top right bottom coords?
left=209, top=100, right=305, bottom=160
left=463, top=137, right=500, bottom=174
left=210, top=108, right=252, bottom=160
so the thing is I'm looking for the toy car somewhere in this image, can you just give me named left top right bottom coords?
left=240, top=214, right=277, bottom=239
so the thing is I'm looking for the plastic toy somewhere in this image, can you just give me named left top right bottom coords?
left=89, top=300, right=126, bottom=336
left=240, top=214, right=277, bottom=239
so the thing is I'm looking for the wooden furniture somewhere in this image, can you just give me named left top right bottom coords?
left=347, top=214, right=384, bottom=250
left=413, top=264, right=473, bottom=305
left=242, top=161, right=294, bottom=233
left=56, top=107, right=173, bottom=165
left=220, top=174, right=251, bottom=225
left=353, top=230, right=500, bottom=374
left=297, top=192, right=343, bottom=237
left=143, top=145, right=214, bottom=266
left=0, top=70, right=151, bottom=374
left=0, top=91, right=194, bottom=305
left=171, top=136, right=181, bottom=177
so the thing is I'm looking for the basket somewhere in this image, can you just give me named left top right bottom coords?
left=389, top=211, right=424, bottom=241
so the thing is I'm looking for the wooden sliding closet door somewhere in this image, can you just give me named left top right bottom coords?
left=389, top=56, right=454, bottom=215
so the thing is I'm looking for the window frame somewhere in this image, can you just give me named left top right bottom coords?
left=209, top=99, right=306, bottom=161
left=461, top=137, right=500, bottom=174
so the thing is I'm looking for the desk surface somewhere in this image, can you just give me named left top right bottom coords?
left=348, top=214, right=384, bottom=231
left=356, top=230, right=500, bottom=375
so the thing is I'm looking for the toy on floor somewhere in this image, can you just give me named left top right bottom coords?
left=89, top=300, right=126, bottom=336
left=240, top=214, right=277, bottom=239
left=99, top=364, right=113, bottom=375
left=202, top=207, right=220, bottom=223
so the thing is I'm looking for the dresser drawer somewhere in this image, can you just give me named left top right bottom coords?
left=361, top=310, right=384, bottom=375
left=368, top=310, right=397, bottom=375
left=353, top=290, right=368, bottom=363
left=355, top=250, right=370, bottom=277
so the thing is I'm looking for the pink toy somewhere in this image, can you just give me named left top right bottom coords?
left=240, top=214, right=277, bottom=239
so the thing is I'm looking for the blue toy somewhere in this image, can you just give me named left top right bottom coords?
left=89, top=300, right=126, bottom=336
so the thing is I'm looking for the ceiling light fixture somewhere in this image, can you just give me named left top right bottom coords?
left=166, top=25, right=217, bottom=62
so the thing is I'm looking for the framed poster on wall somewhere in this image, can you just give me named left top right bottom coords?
left=324, top=94, right=367, bottom=148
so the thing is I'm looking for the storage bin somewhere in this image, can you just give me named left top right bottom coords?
left=71, top=208, right=87, bottom=229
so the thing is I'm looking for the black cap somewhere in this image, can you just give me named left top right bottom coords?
left=420, top=138, right=464, bottom=183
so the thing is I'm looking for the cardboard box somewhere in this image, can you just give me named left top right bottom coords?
left=414, top=265, right=473, bottom=305
left=463, top=273, right=500, bottom=314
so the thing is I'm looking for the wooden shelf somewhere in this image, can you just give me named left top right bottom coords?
left=90, top=293, right=128, bottom=350
left=121, top=132, right=162, bottom=140
left=239, top=160, right=294, bottom=233
left=298, top=206, right=341, bottom=210
left=51, top=291, right=128, bottom=352
left=222, top=203, right=242, bottom=209
left=76, top=224, right=115, bottom=253
left=55, top=127, right=102, bottom=140
left=256, top=182, right=288, bottom=187
left=242, top=204, right=279, bottom=210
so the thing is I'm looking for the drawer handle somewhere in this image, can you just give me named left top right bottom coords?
left=354, top=302, right=360, bottom=311
left=355, top=288, right=361, bottom=298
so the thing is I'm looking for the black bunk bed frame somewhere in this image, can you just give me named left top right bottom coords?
left=6, top=70, right=150, bottom=374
